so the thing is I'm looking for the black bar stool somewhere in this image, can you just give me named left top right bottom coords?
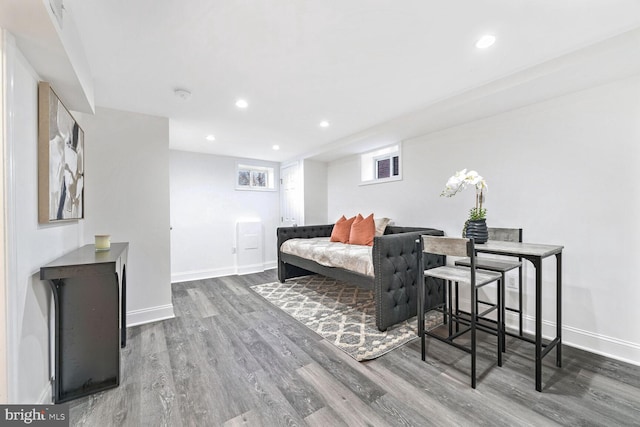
left=455, top=228, right=523, bottom=350
left=417, top=235, right=504, bottom=389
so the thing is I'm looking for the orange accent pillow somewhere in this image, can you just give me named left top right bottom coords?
left=330, top=215, right=356, bottom=243
left=349, top=213, right=375, bottom=246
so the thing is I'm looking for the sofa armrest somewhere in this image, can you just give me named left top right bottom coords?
left=276, top=224, right=334, bottom=282
left=373, top=229, right=444, bottom=331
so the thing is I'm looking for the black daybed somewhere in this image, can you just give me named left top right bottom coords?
left=276, top=224, right=445, bottom=331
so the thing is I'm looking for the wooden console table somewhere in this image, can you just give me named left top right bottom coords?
left=475, top=240, right=563, bottom=392
left=40, top=243, right=128, bottom=403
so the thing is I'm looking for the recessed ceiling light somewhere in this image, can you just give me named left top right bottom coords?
left=235, top=99, right=249, bottom=109
left=272, top=145, right=280, bottom=151
left=205, top=134, right=215, bottom=141
left=475, top=34, right=496, bottom=49
left=319, top=120, right=330, bottom=128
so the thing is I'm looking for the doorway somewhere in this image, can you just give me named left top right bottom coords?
left=280, top=162, right=302, bottom=227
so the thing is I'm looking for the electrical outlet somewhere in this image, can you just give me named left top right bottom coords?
left=507, top=277, right=517, bottom=289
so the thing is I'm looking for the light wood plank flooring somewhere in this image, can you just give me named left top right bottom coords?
left=69, top=271, right=640, bottom=426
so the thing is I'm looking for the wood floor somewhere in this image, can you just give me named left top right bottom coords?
left=69, top=270, right=640, bottom=426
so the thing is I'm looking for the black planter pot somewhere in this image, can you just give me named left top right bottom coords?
left=464, top=219, right=488, bottom=244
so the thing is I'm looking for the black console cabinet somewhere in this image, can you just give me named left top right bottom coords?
left=40, top=242, right=128, bottom=403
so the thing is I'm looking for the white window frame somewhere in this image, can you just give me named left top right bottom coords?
left=236, top=163, right=277, bottom=191
left=360, top=143, right=402, bottom=185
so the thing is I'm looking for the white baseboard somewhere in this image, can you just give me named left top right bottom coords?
left=456, top=297, right=640, bottom=366
left=514, top=313, right=640, bottom=366
left=126, top=304, right=175, bottom=327
left=236, top=260, right=277, bottom=276
left=172, top=261, right=277, bottom=283
left=236, top=263, right=264, bottom=275
left=171, top=267, right=237, bottom=283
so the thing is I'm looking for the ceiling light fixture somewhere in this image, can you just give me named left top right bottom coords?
left=475, top=34, right=496, bottom=49
left=235, top=99, right=249, bottom=109
left=205, top=134, right=215, bottom=141
left=174, top=88, right=192, bottom=101
left=319, top=120, right=330, bottom=128
left=272, top=145, right=280, bottom=151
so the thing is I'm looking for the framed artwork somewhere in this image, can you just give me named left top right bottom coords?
left=38, top=82, right=85, bottom=223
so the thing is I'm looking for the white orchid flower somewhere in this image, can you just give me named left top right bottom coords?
left=441, top=169, right=471, bottom=197
left=465, top=170, right=485, bottom=187
left=454, top=168, right=468, bottom=178
left=465, top=170, right=480, bottom=182
left=440, top=168, right=488, bottom=218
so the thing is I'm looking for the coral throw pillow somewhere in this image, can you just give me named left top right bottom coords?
left=349, top=213, right=375, bottom=246
left=330, top=215, right=356, bottom=243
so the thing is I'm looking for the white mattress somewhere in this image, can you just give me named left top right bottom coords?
left=280, top=237, right=374, bottom=277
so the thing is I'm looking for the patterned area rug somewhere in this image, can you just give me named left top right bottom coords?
left=252, top=275, right=437, bottom=361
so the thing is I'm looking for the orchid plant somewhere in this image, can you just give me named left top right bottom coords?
left=441, top=169, right=488, bottom=220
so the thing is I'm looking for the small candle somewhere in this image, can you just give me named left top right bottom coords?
left=95, top=235, right=111, bottom=251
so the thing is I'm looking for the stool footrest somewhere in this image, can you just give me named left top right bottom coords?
left=455, top=257, right=522, bottom=272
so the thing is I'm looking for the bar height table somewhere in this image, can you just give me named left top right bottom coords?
left=474, top=240, right=563, bottom=392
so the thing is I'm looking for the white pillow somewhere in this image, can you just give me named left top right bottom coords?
left=374, top=217, right=391, bottom=237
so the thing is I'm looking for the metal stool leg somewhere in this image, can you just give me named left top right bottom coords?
left=471, top=279, right=477, bottom=389
left=448, top=281, right=453, bottom=337
left=455, top=282, right=460, bottom=333
left=518, top=263, right=523, bottom=336
left=443, top=279, right=448, bottom=325
left=497, top=278, right=503, bottom=366
left=501, top=272, right=506, bottom=351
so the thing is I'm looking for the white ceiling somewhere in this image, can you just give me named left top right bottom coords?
left=56, top=1, right=640, bottom=161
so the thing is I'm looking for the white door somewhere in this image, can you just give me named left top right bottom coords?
left=280, top=162, right=302, bottom=226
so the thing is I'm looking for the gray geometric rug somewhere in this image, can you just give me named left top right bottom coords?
left=251, top=275, right=438, bottom=361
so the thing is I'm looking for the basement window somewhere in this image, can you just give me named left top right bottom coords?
left=360, top=144, right=402, bottom=185
left=236, top=163, right=276, bottom=191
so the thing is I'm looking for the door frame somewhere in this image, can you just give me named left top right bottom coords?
left=0, top=28, right=9, bottom=403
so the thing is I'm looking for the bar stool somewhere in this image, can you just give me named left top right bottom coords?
left=417, top=235, right=504, bottom=389
left=455, top=228, right=523, bottom=350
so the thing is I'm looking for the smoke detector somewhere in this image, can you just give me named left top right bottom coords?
left=174, top=89, right=192, bottom=101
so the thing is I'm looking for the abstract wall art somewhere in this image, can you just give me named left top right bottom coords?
left=38, top=82, right=85, bottom=223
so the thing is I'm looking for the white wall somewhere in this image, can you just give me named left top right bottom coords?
left=76, top=107, right=174, bottom=327
left=3, top=36, right=174, bottom=402
left=4, top=34, right=84, bottom=403
left=302, top=159, right=328, bottom=225
left=170, top=150, right=280, bottom=282
left=327, top=74, right=640, bottom=365
left=0, top=28, right=7, bottom=404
